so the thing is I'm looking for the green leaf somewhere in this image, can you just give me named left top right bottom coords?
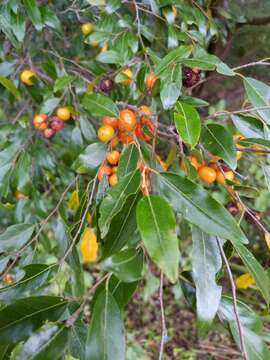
left=102, top=193, right=141, bottom=258
left=231, top=114, right=264, bottom=138
left=136, top=195, right=179, bottom=283
left=192, top=227, right=222, bottom=326
left=96, top=50, right=123, bottom=64
left=244, top=77, right=270, bottom=125
left=0, top=264, right=53, bottom=304
left=218, top=297, right=270, bottom=359
left=0, top=224, right=35, bottom=253
left=117, top=144, right=140, bottom=177
left=233, top=185, right=260, bottom=198
left=53, top=75, right=75, bottom=93
left=86, top=290, right=125, bottom=360
left=82, top=93, right=119, bottom=118
left=42, top=7, right=61, bottom=32
left=174, top=101, right=201, bottom=148
left=99, top=169, right=141, bottom=238
left=180, top=96, right=209, bottom=107
left=70, top=316, right=87, bottom=360
left=155, top=172, right=248, bottom=244
left=23, top=0, right=43, bottom=31
left=105, top=0, right=121, bottom=14
left=0, top=6, right=19, bottom=49
left=201, top=123, right=237, bottom=169
left=40, top=97, right=60, bottom=114
left=155, top=45, right=191, bottom=76
left=73, top=142, right=106, bottom=174
left=14, top=324, right=69, bottom=360
left=102, top=248, right=143, bottom=283
left=239, top=137, right=270, bottom=148
left=79, top=114, right=96, bottom=142
left=0, top=76, right=20, bottom=99
left=160, top=82, right=181, bottom=110
left=0, top=296, right=69, bottom=344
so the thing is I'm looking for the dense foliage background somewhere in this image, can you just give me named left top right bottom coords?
left=0, top=0, right=270, bottom=359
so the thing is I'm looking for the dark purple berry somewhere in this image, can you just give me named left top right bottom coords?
left=99, top=78, right=113, bottom=93
left=225, top=202, right=238, bottom=216
left=50, top=116, right=64, bottom=132
left=182, top=66, right=200, bottom=88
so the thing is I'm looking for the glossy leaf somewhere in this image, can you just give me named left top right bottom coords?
left=201, top=123, right=237, bottom=169
left=86, top=290, right=125, bottom=360
left=192, top=227, right=222, bottom=325
left=82, top=93, right=119, bottom=118
left=174, top=101, right=201, bottom=148
left=53, top=75, right=75, bottom=93
left=136, top=195, right=179, bottom=283
left=96, top=50, right=123, bottom=64
left=14, top=324, right=69, bottom=360
left=99, top=169, right=141, bottom=238
left=155, top=172, right=248, bottom=244
left=23, top=0, right=43, bottom=31
left=0, top=76, right=20, bottom=99
left=231, top=114, right=264, bottom=138
left=73, top=142, right=106, bottom=174
left=0, top=296, right=69, bottom=344
left=0, top=224, right=35, bottom=253
left=160, top=82, right=181, bottom=110
left=155, top=45, right=191, bottom=75
left=117, top=144, right=140, bottom=177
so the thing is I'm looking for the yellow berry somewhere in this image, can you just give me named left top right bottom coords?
left=80, top=228, right=98, bottom=263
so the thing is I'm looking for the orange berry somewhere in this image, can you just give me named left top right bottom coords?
left=81, top=22, right=93, bottom=35
left=119, top=109, right=137, bottom=131
left=15, top=191, right=25, bottom=200
left=33, top=113, right=48, bottom=130
left=20, top=69, right=36, bottom=86
left=216, top=170, right=235, bottom=185
left=109, top=173, right=118, bottom=186
left=106, top=150, right=120, bottom=165
left=118, top=130, right=133, bottom=144
left=97, top=125, right=115, bottom=142
left=172, top=5, right=177, bottom=17
left=111, top=136, right=119, bottom=148
left=3, top=274, right=13, bottom=285
left=56, top=107, right=71, bottom=121
left=119, top=68, right=133, bottom=86
left=198, top=166, right=217, bottom=184
left=144, top=72, right=158, bottom=90
left=97, top=165, right=113, bottom=181
left=102, top=116, right=119, bottom=129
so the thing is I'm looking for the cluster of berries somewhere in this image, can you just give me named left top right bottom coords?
left=32, top=107, right=71, bottom=138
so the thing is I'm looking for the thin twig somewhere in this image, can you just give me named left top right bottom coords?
left=216, top=237, right=248, bottom=360
left=206, top=105, right=270, bottom=119
left=158, top=272, right=167, bottom=360
left=232, top=58, right=270, bottom=71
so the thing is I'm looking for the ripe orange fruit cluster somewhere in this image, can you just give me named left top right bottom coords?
left=33, top=107, right=70, bottom=139
left=98, top=150, right=120, bottom=186
left=180, top=156, right=235, bottom=185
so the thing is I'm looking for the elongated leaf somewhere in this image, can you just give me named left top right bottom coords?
left=174, top=102, right=201, bottom=148
left=155, top=172, right=248, bottom=244
left=96, top=50, right=123, bottom=64
left=231, top=114, right=264, bottom=138
left=14, top=324, right=69, bottom=360
left=136, top=195, right=179, bottom=283
left=99, top=169, right=141, bottom=238
left=79, top=114, right=96, bottom=141
left=70, top=316, right=87, bottom=360
left=54, top=75, right=75, bottom=92
left=73, top=142, right=106, bottom=174
left=0, top=76, right=20, bottom=98
left=0, top=264, right=53, bottom=304
left=82, top=93, right=119, bottom=118
left=0, top=224, right=35, bottom=253
left=86, top=290, right=125, bottom=360
left=155, top=45, right=191, bottom=75
left=218, top=297, right=270, bottom=359
left=160, top=82, right=180, bottom=110
left=102, top=248, right=143, bottom=282
left=0, top=296, right=69, bottom=344
left=23, top=0, right=43, bottom=31
left=192, top=227, right=222, bottom=326
left=117, top=144, right=139, bottom=177
left=244, top=77, right=270, bottom=125
left=103, top=192, right=141, bottom=258
left=201, top=123, right=237, bottom=169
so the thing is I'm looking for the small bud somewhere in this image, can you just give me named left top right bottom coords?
left=99, top=78, right=113, bottom=93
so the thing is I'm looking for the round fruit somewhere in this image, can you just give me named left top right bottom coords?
left=172, top=5, right=177, bottom=17
left=81, top=22, right=93, bottom=35
left=20, top=69, right=35, bottom=86
left=144, top=72, right=158, bottom=90
left=180, top=156, right=200, bottom=172
left=139, top=105, right=151, bottom=116
left=118, top=130, right=133, bottom=144
left=182, top=66, right=200, bottom=88
left=33, top=113, right=48, bottom=130
left=119, top=68, right=133, bottom=86
left=119, top=109, right=137, bottom=131
left=135, top=120, right=155, bottom=142
left=106, top=150, right=120, bottom=165
left=91, top=41, right=99, bottom=48
left=15, top=191, right=25, bottom=200
left=3, top=274, right=13, bottom=285
left=50, top=117, right=64, bottom=131
left=109, top=173, right=118, bottom=186
left=97, top=165, right=112, bottom=181
left=43, top=128, right=55, bottom=138
left=99, top=78, right=113, bottom=93
left=56, top=107, right=71, bottom=121
left=97, top=125, right=115, bottom=142
left=216, top=170, right=234, bottom=185
left=198, top=166, right=217, bottom=184
left=102, top=116, right=119, bottom=129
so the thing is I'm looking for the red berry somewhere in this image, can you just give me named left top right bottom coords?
left=50, top=116, right=64, bottom=131
left=99, top=79, right=113, bottom=93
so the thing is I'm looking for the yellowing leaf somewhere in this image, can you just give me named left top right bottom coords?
left=80, top=228, right=98, bottom=263
left=235, top=273, right=255, bottom=289
left=68, top=190, right=79, bottom=210
left=265, top=232, right=270, bottom=252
